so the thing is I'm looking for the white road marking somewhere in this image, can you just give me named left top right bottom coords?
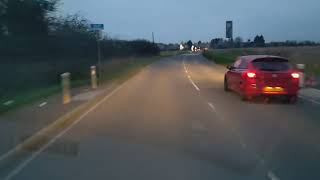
left=183, top=60, right=188, bottom=72
left=4, top=84, right=125, bottom=180
left=299, top=95, right=320, bottom=105
left=207, top=102, right=216, bottom=112
left=189, top=79, right=200, bottom=91
left=268, top=171, right=280, bottom=180
left=38, top=102, right=47, bottom=108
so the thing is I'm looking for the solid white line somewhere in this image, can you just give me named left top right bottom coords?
left=183, top=63, right=188, bottom=72
left=268, top=171, right=280, bottom=180
left=299, top=95, right=320, bottom=105
left=4, top=84, right=125, bottom=180
left=38, top=102, right=47, bottom=108
left=207, top=102, right=216, bottom=112
left=189, top=79, right=200, bottom=91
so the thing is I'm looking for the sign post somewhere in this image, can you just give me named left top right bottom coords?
left=90, top=24, right=104, bottom=81
left=297, top=64, right=306, bottom=88
left=226, top=21, right=233, bottom=40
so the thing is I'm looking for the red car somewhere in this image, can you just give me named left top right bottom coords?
left=224, top=55, right=300, bottom=103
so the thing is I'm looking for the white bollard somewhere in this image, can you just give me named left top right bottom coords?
left=91, top=66, right=98, bottom=89
left=296, top=64, right=305, bottom=88
left=61, top=72, right=71, bottom=104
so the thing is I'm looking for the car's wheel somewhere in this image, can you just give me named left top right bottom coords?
left=241, top=93, right=249, bottom=101
left=224, top=77, right=230, bottom=92
left=241, top=93, right=253, bottom=101
left=284, top=95, right=298, bottom=104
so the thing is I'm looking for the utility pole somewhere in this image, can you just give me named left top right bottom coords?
left=97, top=38, right=102, bottom=79
left=90, top=24, right=104, bottom=80
left=152, top=32, right=155, bottom=44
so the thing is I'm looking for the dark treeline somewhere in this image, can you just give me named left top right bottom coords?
left=209, top=35, right=320, bottom=49
left=0, top=0, right=159, bottom=96
left=0, top=0, right=159, bottom=61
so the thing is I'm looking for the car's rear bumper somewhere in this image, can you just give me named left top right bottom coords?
left=243, top=85, right=299, bottom=96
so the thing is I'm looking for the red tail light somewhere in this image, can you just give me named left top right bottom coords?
left=246, top=72, right=256, bottom=78
left=291, top=73, right=300, bottom=79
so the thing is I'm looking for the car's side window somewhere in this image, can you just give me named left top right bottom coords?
left=238, top=59, right=248, bottom=69
left=233, top=59, right=241, bottom=69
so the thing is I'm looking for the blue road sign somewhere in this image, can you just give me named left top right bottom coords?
left=90, top=24, right=104, bottom=31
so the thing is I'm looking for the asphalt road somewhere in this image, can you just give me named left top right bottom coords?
left=3, top=54, right=320, bottom=180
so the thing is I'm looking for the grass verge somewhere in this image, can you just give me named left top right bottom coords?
left=202, top=50, right=241, bottom=65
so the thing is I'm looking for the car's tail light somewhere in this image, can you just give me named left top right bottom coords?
left=246, top=72, right=256, bottom=78
left=291, top=73, right=300, bottom=79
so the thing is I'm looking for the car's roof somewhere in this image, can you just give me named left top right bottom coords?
left=240, top=55, right=288, bottom=62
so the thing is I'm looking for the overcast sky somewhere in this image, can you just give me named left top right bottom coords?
left=59, top=0, right=320, bottom=43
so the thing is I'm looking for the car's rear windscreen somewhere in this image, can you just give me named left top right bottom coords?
left=252, top=58, right=291, bottom=71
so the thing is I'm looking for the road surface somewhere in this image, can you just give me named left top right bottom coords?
left=2, top=54, right=320, bottom=180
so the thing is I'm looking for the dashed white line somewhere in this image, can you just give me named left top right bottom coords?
left=183, top=61, right=188, bottom=73
left=38, top=102, right=47, bottom=108
left=207, top=102, right=216, bottom=112
left=189, top=79, right=200, bottom=91
left=183, top=60, right=200, bottom=91
left=268, top=171, right=280, bottom=180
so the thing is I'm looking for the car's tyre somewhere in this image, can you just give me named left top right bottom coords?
left=284, top=95, right=298, bottom=104
left=224, top=77, right=230, bottom=92
left=241, top=93, right=249, bottom=101
left=241, top=93, right=253, bottom=101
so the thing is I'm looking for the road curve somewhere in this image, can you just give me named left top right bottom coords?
left=3, top=54, right=320, bottom=180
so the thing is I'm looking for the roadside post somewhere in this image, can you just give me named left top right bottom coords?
left=61, top=72, right=71, bottom=104
left=91, top=66, right=98, bottom=89
left=90, top=24, right=104, bottom=80
left=297, top=64, right=305, bottom=88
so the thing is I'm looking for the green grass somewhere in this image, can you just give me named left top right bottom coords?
left=203, top=50, right=243, bottom=65
left=306, top=64, right=320, bottom=76
left=0, top=85, right=60, bottom=114
left=0, top=56, right=161, bottom=115
left=0, top=78, right=91, bottom=115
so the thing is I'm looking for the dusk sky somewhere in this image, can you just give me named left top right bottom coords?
left=59, top=0, right=320, bottom=43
